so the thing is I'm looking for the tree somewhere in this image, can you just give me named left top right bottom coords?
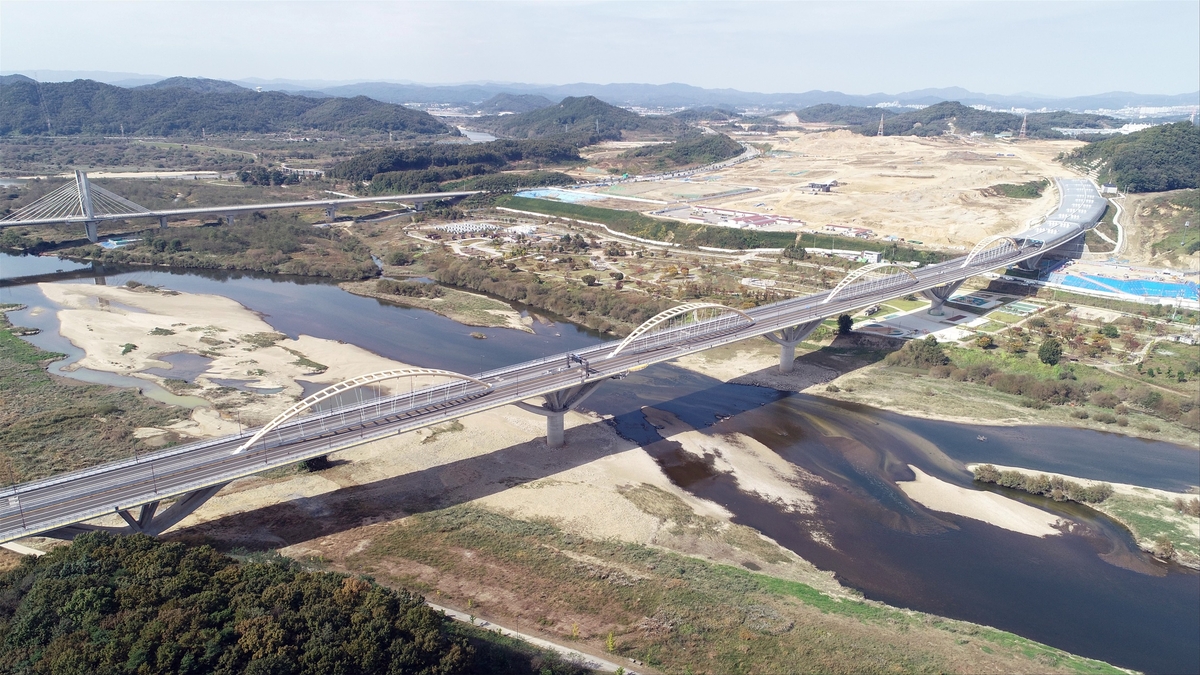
left=581, top=274, right=597, bottom=286
left=975, top=334, right=995, bottom=349
left=837, top=314, right=853, bottom=334
left=1101, top=323, right=1120, bottom=338
left=609, top=271, right=624, bottom=280
left=1038, top=338, right=1064, bottom=365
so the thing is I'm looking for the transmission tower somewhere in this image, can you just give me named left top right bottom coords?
left=877, top=114, right=885, bottom=137
left=1018, top=114, right=1028, bottom=140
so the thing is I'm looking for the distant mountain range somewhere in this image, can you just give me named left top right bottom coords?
left=3, top=72, right=1196, bottom=115
left=0, top=76, right=452, bottom=137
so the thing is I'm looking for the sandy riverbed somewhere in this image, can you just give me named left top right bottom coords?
left=897, top=466, right=1063, bottom=537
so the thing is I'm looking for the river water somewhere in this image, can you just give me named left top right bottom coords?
left=2, top=251, right=1197, bottom=673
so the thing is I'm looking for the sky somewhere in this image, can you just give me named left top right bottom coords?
left=2, top=1, right=1197, bottom=97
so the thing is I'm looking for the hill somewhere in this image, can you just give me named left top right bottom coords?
left=136, top=76, right=249, bottom=93
left=619, top=132, right=742, bottom=169
left=796, top=104, right=896, bottom=126
left=1066, top=122, right=1200, bottom=192
left=477, top=93, right=553, bottom=115
left=327, top=138, right=581, bottom=193
left=853, top=101, right=1120, bottom=138
left=670, top=107, right=739, bottom=122
left=0, top=78, right=452, bottom=137
left=477, top=95, right=686, bottom=144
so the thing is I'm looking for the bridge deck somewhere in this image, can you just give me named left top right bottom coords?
left=0, top=179, right=1104, bottom=544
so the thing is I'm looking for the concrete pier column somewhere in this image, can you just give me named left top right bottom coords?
left=84, top=221, right=99, bottom=243
left=224, top=215, right=235, bottom=227
left=514, top=381, right=603, bottom=448
left=764, top=319, right=822, bottom=373
left=325, top=205, right=337, bottom=223
left=159, top=216, right=169, bottom=229
left=920, top=280, right=965, bottom=316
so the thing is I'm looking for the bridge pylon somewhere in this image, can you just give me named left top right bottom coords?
left=921, top=280, right=965, bottom=316
left=514, top=381, right=603, bottom=447
left=764, top=319, right=823, bottom=373
left=43, top=482, right=230, bottom=540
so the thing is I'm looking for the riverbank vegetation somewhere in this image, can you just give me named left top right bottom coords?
left=339, top=279, right=530, bottom=331
left=616, top=132, right=742, bottom=171
left=973, top=464, right=1114, bottom=504
left=334, top=505, right=1123, bottom=675
left=0, top=532, right=583, bottom=674
left=972, top=464, right=1199, bottom=567
left=983, top=180, right=1048, bottom=199
left=0, top=306, right=183, bottom=482
left=55, top=213, right=381, bottom=280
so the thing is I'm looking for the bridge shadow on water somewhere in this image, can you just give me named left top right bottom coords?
left=164, top=337, right=894, bottom=552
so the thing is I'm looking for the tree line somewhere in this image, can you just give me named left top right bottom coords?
left=1066, top=122, right=1200, bottom=193
left=974, top=464, right=1115, bottom=504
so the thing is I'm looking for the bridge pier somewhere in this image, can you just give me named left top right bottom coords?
left=42, top=482, right=229, bottom=540
left=83, top=221, right=99, bottom=244
left=325, top=205, right=337, bottom=223
left=921, top=280, right=965, bottom=316
left=159, top=216, right=169, bottom=229
left=764, top=320, right=822, bottom=373
left=224, top=215, right=235, bottom=227
left=514, top=381, right=603, bottom=447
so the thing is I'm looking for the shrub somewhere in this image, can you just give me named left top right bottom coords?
left=975, top=334, right=995, bottom=349
left=825, top=384, right=841, bottom=393
left=885, top=336, right=950, bottom=369
left=837, top=314, right=853, bottom=334
left=581, top=274, right=597, bottom=286
left=1037, top=338, right=1063, bottom=365
left=1090, top=392, right=1120, bottom=409
left=1138, top=422, right=1160, bottom=433
left=973, top=464, right=1002, bottom=483
left=929, top=365, right=954, bottom=379
left=1116, top=416, right=1129, bottom=427
left=1094, top=412, right=1118, bottom=424
left=1071, top=409, right=1089, bottom=419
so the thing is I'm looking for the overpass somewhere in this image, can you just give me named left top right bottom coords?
left=0, top=179, right=1105, bottom=545
left=0, top=170, right=478, bottom=242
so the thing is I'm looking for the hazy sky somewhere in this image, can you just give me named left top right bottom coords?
left=3, top=1, right=1197, bottom=96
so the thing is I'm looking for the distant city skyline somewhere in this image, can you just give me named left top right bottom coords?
left=2, top=1, right=1197, bottom=97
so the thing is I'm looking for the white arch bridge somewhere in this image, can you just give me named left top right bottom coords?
left=0, top=179, right=1106, bottom=544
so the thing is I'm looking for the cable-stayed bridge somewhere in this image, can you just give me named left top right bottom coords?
left=0, top=170, right=477, bottom=242
left=0, top=179, right=1105, bottom=545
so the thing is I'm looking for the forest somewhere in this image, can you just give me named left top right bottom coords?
left=328, top=139, right=581, bottom=183
left=0, top=77, right=452, bottom=137
left=1066, top=122, right=1200, bottom=192
left=476, top=96, right=686, bottom=144
left=852, top=101, right=1119, bottom=138
left=0, top=533, right=583, bottom=674
left=618, top=132, right=742, bottom=169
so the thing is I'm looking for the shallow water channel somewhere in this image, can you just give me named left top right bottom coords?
left=2, top=251, right=1198, bottom=673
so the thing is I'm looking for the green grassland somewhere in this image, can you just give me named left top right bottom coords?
left=0, top=306, right=184, bottom=482
left=344, top=505, right=1123, bottom=675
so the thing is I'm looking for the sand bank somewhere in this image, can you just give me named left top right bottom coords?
left=898, top=466, right=1062, bottom=537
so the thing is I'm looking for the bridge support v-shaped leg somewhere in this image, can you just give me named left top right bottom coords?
left=514, top=381, right=603, bottom=448
left=84, top=221, right=99, bottom=244
left=921, top=280, right=965, bottom=316
left=41, top=482, right=229, bottom=541
left=764, top=319, right=822, bottom=373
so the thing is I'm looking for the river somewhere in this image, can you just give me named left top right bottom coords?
left=2, top=251, right=1197, bottom=674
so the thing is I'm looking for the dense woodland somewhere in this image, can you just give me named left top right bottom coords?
left=618, top=132, right=742, bottom=169
left=0, top=533, right=580, bottom=674
left=795, top=104, right=897, bottom=126
left=60, top=214, right=381, bottom=280
left=476, top=96, right=686, bottom=144
left=852, top=101, right=1119, bottom=138
left=474, top=93, right=554, bottom=115
left=328, top=139, right=580, bottom=185
left=1066, top=122, right=1200, bottom=192
left=0, top=77, right=452, bottom=137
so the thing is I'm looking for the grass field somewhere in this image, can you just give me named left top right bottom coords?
left=343, top=505, right=1123, bottom=675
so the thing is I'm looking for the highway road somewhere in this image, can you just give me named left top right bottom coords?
left=0, top=179, right=1105, bottom=544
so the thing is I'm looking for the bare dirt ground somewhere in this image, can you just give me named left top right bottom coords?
left=611, top=131, right=1085, bottom=248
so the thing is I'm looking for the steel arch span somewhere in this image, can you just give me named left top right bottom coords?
left=962, top=235, right=1021, bottom=268
left=608, top=302, right=755, bottom=358
left=823, top=263, right=919, bottom=304
left=233, top=369, right=490, bottom=455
